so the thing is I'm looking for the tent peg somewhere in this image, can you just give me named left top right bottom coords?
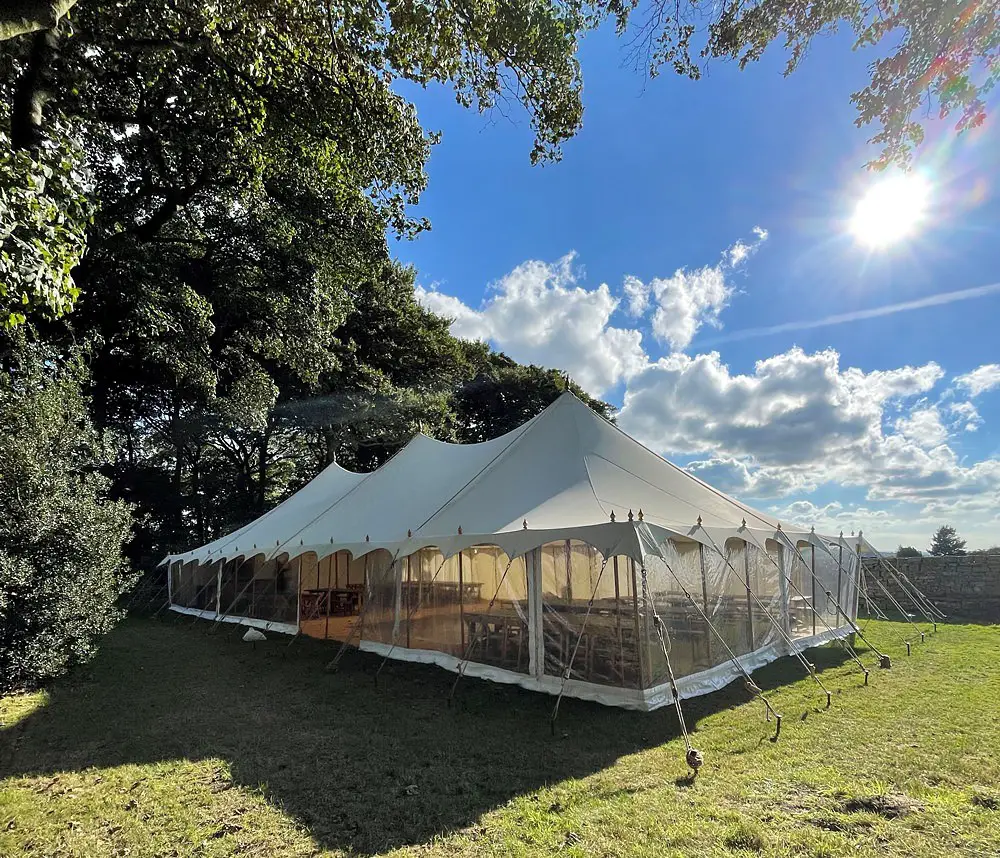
left=906, top=641, right=911, bottom=656
left=920, top=631, right=925, bottom=643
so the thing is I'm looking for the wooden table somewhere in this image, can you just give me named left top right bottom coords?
left=301, top=588, right=362, bottom=619
left=401, top=580, right=483, bottom=605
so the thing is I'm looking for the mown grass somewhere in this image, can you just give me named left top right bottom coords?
left=1, top=615, right=998, bottom=857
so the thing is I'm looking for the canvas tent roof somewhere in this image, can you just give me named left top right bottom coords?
left=163, top=393, right=865, bottom=569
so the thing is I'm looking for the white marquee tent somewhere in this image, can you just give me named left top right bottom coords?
left=163, top=393, right=877, bottom=710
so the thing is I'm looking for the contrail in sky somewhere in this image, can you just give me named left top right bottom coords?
left=699, top=281, right=1000, bottom=346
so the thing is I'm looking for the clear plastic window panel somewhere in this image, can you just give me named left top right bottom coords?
left=172, top=559, right=220, bottom=613
left=541, top=540, right=640, bottom=688
left=388, top=548, right=462, bottom=657
left=298, top=551, right=365, bottom=641
left=461, top=546, right=530, bottom=674
left=812, top=542, right=844, bottom=630
left=240, top=555, right=299, bottom=625
left=642, top=542, right=712, bottom=687
left=746, top=540, right=783, bottom=651
left=359, top=549, right=401, bottom=646
left=787, top=543, right=815, bottom=639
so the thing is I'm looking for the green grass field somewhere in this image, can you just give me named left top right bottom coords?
left=2, top=615, right=999, bottom=857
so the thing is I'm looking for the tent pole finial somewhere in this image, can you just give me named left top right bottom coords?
left=458, top=526, right=463, bottom=535
left=365, top=534, right=370, bottom=542
left=741, top=517, right=746, bottom=529
left=407, top=529, right=412, bottom=538
left=696, top=516, right=702, bottom=527
left=637, top=509, right=643, bottom=521
left=628, top=509, right=634, bottom=522
left=610, top=510, right=615, bottom=522
left=523, top=519, right=528, bottom=530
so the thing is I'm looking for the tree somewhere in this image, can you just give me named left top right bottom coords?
left=0, top=0, right=588, bottom=330
left=603, top=0, right=998, bottom=168
left=896, top=545, right=922, bottom=558
left=0, top=340, right=135, bottom=692
left=928, top=525, right=967, bottom=556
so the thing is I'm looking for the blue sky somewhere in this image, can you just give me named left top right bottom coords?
left=395, top=24, right=1000, bottom=550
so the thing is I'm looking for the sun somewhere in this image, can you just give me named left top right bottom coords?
left=850, top=172, right=931, bottom=249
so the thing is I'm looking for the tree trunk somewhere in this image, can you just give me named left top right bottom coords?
left=11, top=27, right=57, bottom=151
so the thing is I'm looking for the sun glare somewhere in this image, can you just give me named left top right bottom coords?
left=850, top=172, right=931, bottom=250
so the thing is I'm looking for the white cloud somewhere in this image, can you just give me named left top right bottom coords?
left=619, top=347, right=944, bottom=468
left=621, top=227, right=768, bottom=352
left=415, top=253, right=647, bottom=395
left=685, top=456, right=812, bottom=499
left=647, top=265, right=733, bottom=351
left=954, top=364, right=1000, bottom=397
left=616, top=346, right=1000, bottom=519
left=622, top=275, right=650, bottom=317
left=947, top=401, right=982, bottom=432
left=894, top=405, right=948, bottom=448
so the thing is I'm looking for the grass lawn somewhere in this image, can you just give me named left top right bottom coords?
left=2, top=615, right=999, bottom=857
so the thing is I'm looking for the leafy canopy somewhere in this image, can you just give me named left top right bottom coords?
left=603, top=0, right=999, bottom=168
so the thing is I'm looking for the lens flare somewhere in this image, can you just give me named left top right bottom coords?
left=850, top=172, right=932, bottom=249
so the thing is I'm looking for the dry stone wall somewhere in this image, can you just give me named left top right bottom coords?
left=862, top=554, right=1000, bottom=623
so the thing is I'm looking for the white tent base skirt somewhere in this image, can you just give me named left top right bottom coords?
left=168, top=605, right=298, bottom=637
left=360, top=626, right=853, bottom=712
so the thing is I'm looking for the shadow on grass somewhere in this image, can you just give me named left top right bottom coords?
left=0, top=616, right=854, bottom=855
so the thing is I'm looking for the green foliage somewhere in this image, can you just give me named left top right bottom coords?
left=0, top=130, right=92, bottom=329
left=0, top=341, right=136, bottom=693
left=603, top=0, right=999, bottom=167
left=896, top=545, right=922, bottom=558
left=452, top=353, right=613, bottom=443
left=928, top=524, right=966, bottom=556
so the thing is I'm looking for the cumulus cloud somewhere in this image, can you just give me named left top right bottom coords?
left=647, top=266, right=733, bottom=351
left=954, top=364, right=1000, bottom=397
left=621, top=227, right=768, bottom=351
left=615, top=345, right=1000, bottom=516
left=685, top=456, right=813, bottom=499
left=622, top=275, right=651, bottom=317
left=894, top=406, right=948, bottom=448
left=947, top=401, right=982, bottom=432
left=415, top=253, right=647, bottom=395
left=619, top=347, right=944, bottom=467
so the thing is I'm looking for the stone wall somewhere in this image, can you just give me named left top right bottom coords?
left=862, top=554, right=1000, bottom=623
